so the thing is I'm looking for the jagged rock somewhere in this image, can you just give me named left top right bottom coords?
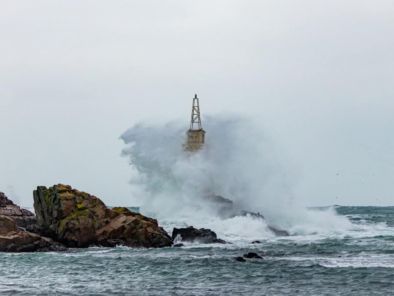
left=243, top=252, right=263, bottom=259
left=0, top=192, right=37, bottom=232
left=172, top=226, right=226, bottom=244
left=33, top=184, right=172, bottom=248
left=0, top=215, right=65, bottom=252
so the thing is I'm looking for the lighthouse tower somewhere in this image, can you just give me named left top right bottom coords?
left=184, top=94, right=206, bottom=152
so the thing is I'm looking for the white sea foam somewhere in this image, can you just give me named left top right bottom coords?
left=120, top=116, right=374, bottom=242
left=283, top=254, right=394, bottom=268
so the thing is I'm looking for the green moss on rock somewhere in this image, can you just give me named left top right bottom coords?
left=33, top=184, right=172, bottom=248
left=112, top=207, right=131, bottom=215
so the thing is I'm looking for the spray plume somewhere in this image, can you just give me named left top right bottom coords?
left=121, top=115, right=352, bottom=240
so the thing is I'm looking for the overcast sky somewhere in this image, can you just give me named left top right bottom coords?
left=0, top=0, right=393, bottom=207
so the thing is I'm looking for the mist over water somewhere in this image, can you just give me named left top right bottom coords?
left=121, top=116, right=353, bottom=241
left=2, top=117, right=394, bottom=296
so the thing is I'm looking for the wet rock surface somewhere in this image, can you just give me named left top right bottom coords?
left=172, top=226, right=226, bottom=244
left=243, top=252, right=263, bottom=259
left=33, top=184, right=172, bottom=248
left=235, top=256, right=246, bottom=262
left=234, top=252, right=264, bottom=262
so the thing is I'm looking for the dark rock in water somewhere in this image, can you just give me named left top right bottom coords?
left=235, top=256, right=246, bottom=262
left=215, top=238, right=227, bottom=244
left=33, top=184, right=172, bottom=248
left=201, top=194, right=290, bottom=237
left=0, top=192, right=37, bottom=232
left=251, top=240, right=262, bottom=244
left=243, top=252, right=263, bottom=259
left=240, top=210, right=265, bottom=219
left=202, top=194, right=236, bottom=218
left=172, top=226, right=226, bottom=244
left=173, top=243, right=184, bottom=247
left=239, top=211, right=289, bottom=236
left=267, top=226, right=289, bottom=237
left=0, top=215, right=65, bottom=252
left=203, top=194, right=233, bottom=206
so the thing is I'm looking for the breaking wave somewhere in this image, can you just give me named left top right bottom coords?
left=121, top=116, right=354, bottom=241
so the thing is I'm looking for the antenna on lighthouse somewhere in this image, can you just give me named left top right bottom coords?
left=184, top=94, right=206, bottom=152
left=190, top=94, right=202, bottom=130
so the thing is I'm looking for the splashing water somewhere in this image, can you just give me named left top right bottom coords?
left=121, top=116, right=352, bottom=242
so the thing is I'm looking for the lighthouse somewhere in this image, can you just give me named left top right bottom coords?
left=184, top=94, right=206, bottom=152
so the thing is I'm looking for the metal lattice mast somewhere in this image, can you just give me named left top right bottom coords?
left=184, top=94, right=206, bottom=152
left=190, top=94, right=202, bottom=130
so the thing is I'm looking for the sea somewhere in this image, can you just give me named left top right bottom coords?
left=0, top=206, right=393, bottom=296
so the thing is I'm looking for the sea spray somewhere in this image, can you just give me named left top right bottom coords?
left=121, top=116, right=351, bottom=240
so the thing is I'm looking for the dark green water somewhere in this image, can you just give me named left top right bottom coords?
left=1, top=206, right=393, bottom=295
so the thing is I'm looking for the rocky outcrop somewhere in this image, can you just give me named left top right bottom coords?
left=33, top=184, right=172, bottom=248
left=172, top=226, right=226, bottom=244
left=0, top=192, right=37, bottom=232
left=0, top=215, right=65, bottom=252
